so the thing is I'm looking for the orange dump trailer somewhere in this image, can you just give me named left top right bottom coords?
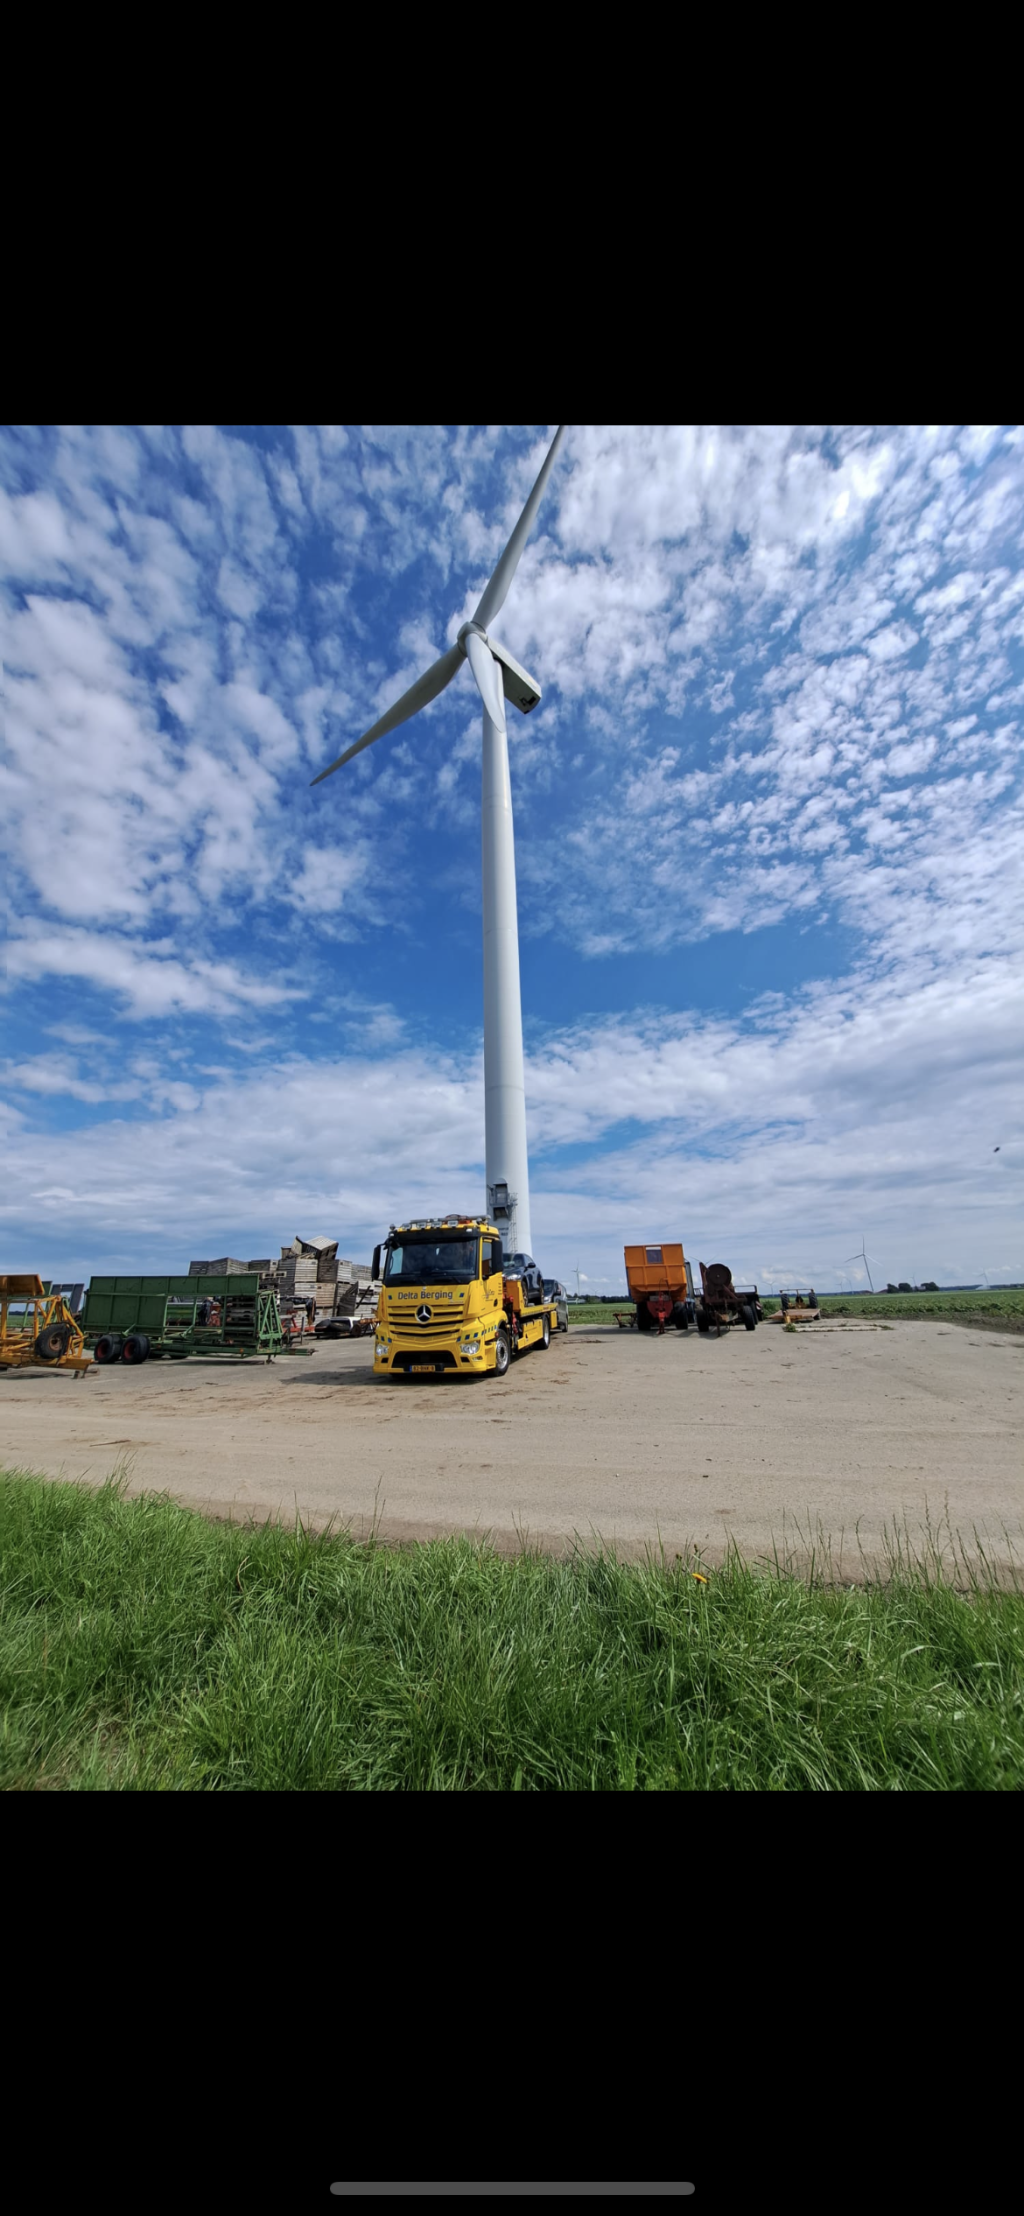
left=623, top=1243, right=695, bottom=1333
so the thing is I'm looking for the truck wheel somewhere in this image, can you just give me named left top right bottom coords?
left=93, top=1334, right=124, bottom=1365
left=540, top=1313, right=551, bottom=1349
left=122, top=1333, right=150, bottom=1363
left=636, top=1304, right=652, bottom=1333
left=672, top=1303, right=689, bottom=1332
left=493, top=1329, right=510, bottom=1378
left=696, top=1311, right=710, bottom=1335
left=741, top=1304, right=756, bottom=1331
left=35, top=1322, right=71, bottom=1363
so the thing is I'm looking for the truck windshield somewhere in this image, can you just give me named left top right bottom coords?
left=384, top=1239, right=479, bottom=1285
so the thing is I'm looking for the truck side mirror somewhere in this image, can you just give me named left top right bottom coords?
left=372, top=1246, right=381, bottom=1281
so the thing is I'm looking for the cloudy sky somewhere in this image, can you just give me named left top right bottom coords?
left=2, top=424, right=1022, bottom=1293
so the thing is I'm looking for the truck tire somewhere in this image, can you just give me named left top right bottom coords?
left=741, top=1304, right=756, bottom=1331
left=493, top=1329, right=510, bottom=1378
left=93, top=1333, right=124, bottom=1365
left=672, top=1303, right=689, bottom=1332
left=35, top=1322, right=71, bottom=1363
left=122, top=1332, right=150, bottom=1364
left=540, top=1313, right=551, bottom=1349
left=696, top=1310, right=711, bottom=1335
left=636, top=1303, right=652, bottom=1332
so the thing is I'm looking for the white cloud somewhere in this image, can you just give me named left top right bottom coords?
left=283, top=845, right=369, bottom=916
left=5, top=930, right=304, bottom=1019
left=3, top=1054, right=143, bottom=1104
left=864, top=621, right=919, bottom=661
left=3, top=950, right=1020, bottom=1286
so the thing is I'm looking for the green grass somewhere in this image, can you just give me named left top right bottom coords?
left=2, top=1468, right=1023, bottom=1790
left=568, top=1300, right=626, bottom=1324
left=575, top=1289, right=1024, bottom=1328
left=760, top=1288, right=1024, bottom=1326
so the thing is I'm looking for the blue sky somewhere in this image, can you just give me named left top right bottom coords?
left=2, top=423, right=1022, bottom=1293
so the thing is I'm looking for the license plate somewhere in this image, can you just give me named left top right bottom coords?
left=411, top=1362, right=437, bottom=1372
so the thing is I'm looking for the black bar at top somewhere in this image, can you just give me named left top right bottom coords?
left=329, top=2189, right=695, bottom=2199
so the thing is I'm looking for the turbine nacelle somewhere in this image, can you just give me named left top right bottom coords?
left=311, top=425, right=564, bottom=787
left=458, top=623, right=542, bottom=718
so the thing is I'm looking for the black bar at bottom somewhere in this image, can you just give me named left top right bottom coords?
left=329, top=2190, right=695, bottom=2199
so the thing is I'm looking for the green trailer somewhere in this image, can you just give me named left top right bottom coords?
left=80, top=1273, right=311, bottom=1365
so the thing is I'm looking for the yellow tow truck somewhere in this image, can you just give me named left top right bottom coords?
left=371, top=1215, right=553, bottom=1380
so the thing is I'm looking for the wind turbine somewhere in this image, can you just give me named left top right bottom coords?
left=311, top=425, right=568, bottom=1259
left=844, top=1237, right=874, bottom=1292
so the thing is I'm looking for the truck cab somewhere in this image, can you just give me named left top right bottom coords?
left=371, top=1216, right=553, bottom=1379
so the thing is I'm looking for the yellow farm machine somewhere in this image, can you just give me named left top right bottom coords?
left=0, top=1276, right=93, bottom=1376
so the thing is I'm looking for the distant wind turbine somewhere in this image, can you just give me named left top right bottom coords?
left=845, top=1237, right=874, bottom=1291
left=311, top=425, right=568, bottom=1259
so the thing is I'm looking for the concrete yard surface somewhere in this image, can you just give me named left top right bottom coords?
left=2, top=1320, right=1022, bottom=1580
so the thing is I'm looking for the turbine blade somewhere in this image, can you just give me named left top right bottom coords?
left=310, top=643, right=464, bottom=785
left=463, top=627, right=506, bottom=732
left=472, top=424, right=567, bottom=632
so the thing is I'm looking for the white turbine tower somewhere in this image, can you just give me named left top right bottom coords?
left=845, top=1237, right=874, bottom=1292
left=311, top=425, right=567, bottom=1259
